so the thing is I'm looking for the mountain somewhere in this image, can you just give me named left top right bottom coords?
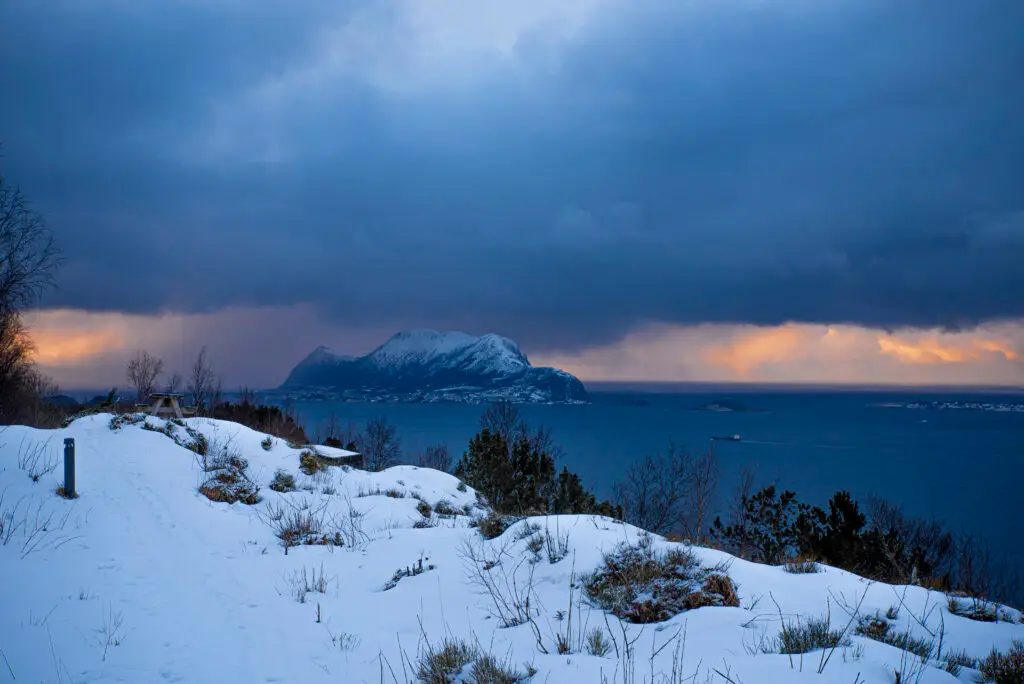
left=279, top=330, right=589, bottom=403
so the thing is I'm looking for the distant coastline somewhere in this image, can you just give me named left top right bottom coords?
left=584, top=381, right=1024, bottom=395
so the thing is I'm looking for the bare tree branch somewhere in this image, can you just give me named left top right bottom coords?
left=126, top=350, right=164, bottom=403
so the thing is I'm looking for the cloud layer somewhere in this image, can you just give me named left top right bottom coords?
left=3, top=0, right=1023, bottom=356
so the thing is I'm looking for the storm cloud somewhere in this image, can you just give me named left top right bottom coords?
left=2, top=0, right=1023, bottom=353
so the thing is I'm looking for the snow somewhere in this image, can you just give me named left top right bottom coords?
left=366, top=330, right=529, bottom=375
left=1, top=415, right=1021, bottom=683
left=368, top=330, right=480, bottom=367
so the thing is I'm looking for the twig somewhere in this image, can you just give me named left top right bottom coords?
left=0, top=646, right=15, bottom=679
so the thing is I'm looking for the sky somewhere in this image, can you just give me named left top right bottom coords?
left=3, top=0, right=1023, bottom=390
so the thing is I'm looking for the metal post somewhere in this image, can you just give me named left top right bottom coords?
left=63, top=438, right=76, bottom=498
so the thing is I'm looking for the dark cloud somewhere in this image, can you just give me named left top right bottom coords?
left=2, top=0, right=1023, bottom=353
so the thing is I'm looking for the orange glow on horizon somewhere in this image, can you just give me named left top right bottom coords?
left=877, top=337, right=1021, bottom=365
left=702, top=324, right=810, bottom=376
left=30, top=328, right=126, bottom=366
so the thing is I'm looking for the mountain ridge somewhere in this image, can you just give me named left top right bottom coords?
left=279, top=330, right=589, bottom=404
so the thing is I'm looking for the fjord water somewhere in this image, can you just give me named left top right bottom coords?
left=293, top=388, right=1024, bottom=572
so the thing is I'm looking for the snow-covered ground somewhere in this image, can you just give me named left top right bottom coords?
left=1, top=415, right=1021, bottom=683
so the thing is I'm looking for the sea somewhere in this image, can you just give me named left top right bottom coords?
left=287, top=384, right=1024, bottom=587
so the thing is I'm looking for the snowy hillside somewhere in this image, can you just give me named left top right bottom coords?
left=1, top=415, right=1022, bottom=683
left=280, top=330, right=589, bottom=404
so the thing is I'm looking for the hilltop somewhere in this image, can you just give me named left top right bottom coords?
left=0, top=415, right=1022, bottom=683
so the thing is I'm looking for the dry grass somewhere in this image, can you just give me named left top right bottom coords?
left=783, top=559, right=821, bottom=574
left=55, top=482, right=79, bottom=500
left=414, top=637, right=534, bottom=684
left=416, top=637, right=477, bottom=683
left=978, top=639, right=1024, bottom=683
left=583, top=534, right=739, bottom=623
left=773, top=617, right=849, bottom=655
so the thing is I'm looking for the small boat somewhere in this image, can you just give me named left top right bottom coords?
left=712, top=434, right=742, bottom=442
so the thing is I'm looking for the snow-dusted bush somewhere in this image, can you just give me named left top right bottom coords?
left=948, top=595, right=1000, bottom=622
left=433, top=498, right=456, bottom=517
left=475, top=511, right=509, bottom=540
left=299, top=449, right=325, bottom=476
left=269, top=469, right=297, bottom=493
left=583, top=534, right=738, bottom=623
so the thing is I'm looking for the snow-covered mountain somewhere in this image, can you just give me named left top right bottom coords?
left=280, top=330, right=589, bottom=404
left=3, top=414, right=1022, bottom=683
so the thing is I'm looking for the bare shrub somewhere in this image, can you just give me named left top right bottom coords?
left=285, top=563, right=332, bottom=603
left=542, top=521, right=570, bottom=564
left=97, top=606, right=125, bottom=662
left=187, top=346, right=217, bottom=413
left=16, top=439, right=56, bottom=482
left=261, top=498, right=338, bottom=551
left=358, top=415, right=401, bottom=471
left=460, top=537, right=537, bottom=628
left=612, top=441, right=693, bottom=536
left=417, top=444, right=451, bottom=472
left=865, top=497, right=955, bottom=585
left=688, top=447, right=718, bottom=544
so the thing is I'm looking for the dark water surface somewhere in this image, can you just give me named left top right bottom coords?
left=291, top=388, right=1024, bottom=573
